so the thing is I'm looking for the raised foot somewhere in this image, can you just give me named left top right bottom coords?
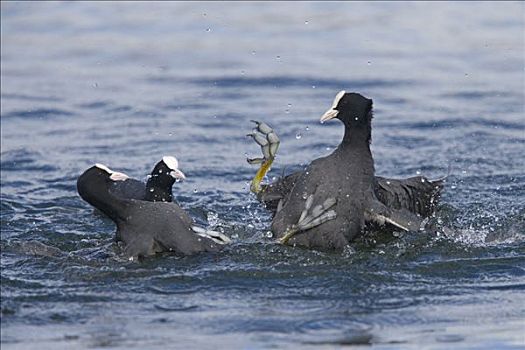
left=279, top=195, right=337, bottom=245
left=246, top=120, right=280, bottom=193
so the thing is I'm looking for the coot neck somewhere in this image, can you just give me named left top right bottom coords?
left=340, top=123, right=371, bottom=150
left=145, top=176, right=174, bottom=202
left=334, top=122, right=375, bottom=176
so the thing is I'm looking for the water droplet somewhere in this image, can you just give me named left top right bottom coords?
left=312, top=85, right=316, bottom=89
left=285, top=109, right=290, bottom=114
left=302, top=192, right=308, bottom=200
left=287, top=103, right=292, bottom=108
left=265, top=231, right=274, bottom=238
left=193, top=189, right=198, bottom=193
left=421, top=178, right=426, bottom=183
left=305, top=126, right=309, bottom=131
left=203, top=13, right=207, bottom=17
left=355, top=117, right=359, bottom=121
left=305, top=20, right=309, bottom=25
left=168, top=132, right=173, bottom=137
left=276, top=55, right=281, bottom=60
left=295, top=133, right=302, bottom=139
left=241, top=70, right=245, bottom=75
left=326, top=147, right=331, bottom=151
left=416, top=170, right=421, bottom=175
left=92, top=82, right=98, bottom=88
left=367, top=61, right=372, bottom=66
left=206, top=28, right=211, bottom=32
left=207, top=211, right=219, bottom=227
left=386, top=181, right=391, bottom=185
left=149, top=188, right=154, bottom=192
left=251, top=50, right=256, bottom=55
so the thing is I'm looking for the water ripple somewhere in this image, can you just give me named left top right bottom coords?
left=1, top=1, right=524, bottom=349
left=188, top=76, right=414, bottom=89
left=2, top=108, right=75, bottom=118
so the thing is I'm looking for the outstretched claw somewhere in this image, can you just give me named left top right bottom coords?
left=279, top=196, right=337, bottom=245
left=246, top=120, right=280, bottom=194
left=191, top=226, right=232, bottom=245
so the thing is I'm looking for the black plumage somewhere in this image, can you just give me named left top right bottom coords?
left=258, top=173, right=443, bottom=220
left=252, top=91, right=444, bottom=250
left=270, top=92, right=376, bottom=250
left=77, top=164, right=228, bottom=260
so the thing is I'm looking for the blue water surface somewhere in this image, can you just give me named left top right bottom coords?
left=1, top=2, right=524, bottom=349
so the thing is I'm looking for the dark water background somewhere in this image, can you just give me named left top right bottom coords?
left=1, top=2, right=524, bottom=349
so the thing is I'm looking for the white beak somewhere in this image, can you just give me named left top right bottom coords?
left=320, top=109, right=339, bottom=123
left=170, top=169, right=186, bottom=180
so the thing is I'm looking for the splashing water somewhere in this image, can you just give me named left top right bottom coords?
left=1, top=2, right=524, bottom=349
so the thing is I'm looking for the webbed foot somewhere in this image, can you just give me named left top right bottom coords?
left=365, top=199, right=425, bottom=232
left=191, top=226, right=232, bottom=245
left=279, top=195, right=337, bottom=245
left=246, top=121, right=280, bottom=194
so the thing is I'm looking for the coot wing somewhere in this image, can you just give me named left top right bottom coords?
left=258, top=170, right=302, bottom=213
left=375, top=176, right=444, bottom=218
